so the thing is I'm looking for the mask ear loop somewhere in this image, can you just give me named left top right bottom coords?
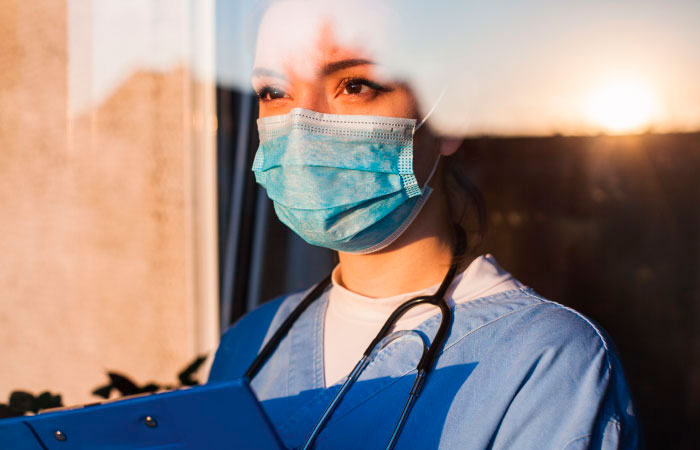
left=414, top=86, right=447, bottom=188
left=414, top=86, right=447, bottom=131
left=423, top=152, right=440, bottom=189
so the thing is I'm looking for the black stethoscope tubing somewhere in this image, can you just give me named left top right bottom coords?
left=244, top=225, right=466, bottom=449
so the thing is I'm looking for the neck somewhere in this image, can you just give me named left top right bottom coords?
left=336, top=187, right=455, bottom=298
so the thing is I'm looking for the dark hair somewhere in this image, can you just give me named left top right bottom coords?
left=442, top=151, right=487, bottom=261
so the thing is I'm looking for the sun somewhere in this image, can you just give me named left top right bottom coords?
left=585, top=78, right=657, bottom=134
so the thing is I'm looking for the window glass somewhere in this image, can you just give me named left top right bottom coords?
left=1, top=2, right=698, bottom=448
left=1, top=0, right=217, bottom=408
left=214, top=2, right=700, bottom=448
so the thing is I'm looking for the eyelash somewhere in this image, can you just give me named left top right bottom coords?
left=256, top=86, right=288, bottom=102
left=254, top=77, right=394, bottom=102
left=337, top=77, right=393, bottom=96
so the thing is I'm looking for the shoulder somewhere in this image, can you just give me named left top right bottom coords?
left=207, top=289, right=308, bottom=383
left=449, top=288, right=614, bottom=365
left=450, top=287, right=627, bottom=396
left=446, top=288, right=640, bottom=449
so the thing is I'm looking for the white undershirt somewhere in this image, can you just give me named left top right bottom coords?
left=323, top=254, right=524, bottom=387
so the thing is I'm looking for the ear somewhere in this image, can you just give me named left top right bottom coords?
left=439, top=138, right=463, bottom=156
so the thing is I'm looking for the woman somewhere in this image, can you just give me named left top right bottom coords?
left=210, top=1, right=640, bottom=448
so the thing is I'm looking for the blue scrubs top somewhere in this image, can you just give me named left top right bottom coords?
left=209, top=286, right=640, bottom=449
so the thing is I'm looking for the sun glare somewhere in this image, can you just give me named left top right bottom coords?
left=585, top=78, right=657, bottom=134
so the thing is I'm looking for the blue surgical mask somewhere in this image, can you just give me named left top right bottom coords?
left=252, top=108, right=437, bottom=253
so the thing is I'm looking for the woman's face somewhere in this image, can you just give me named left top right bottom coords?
left=253, top=28, right=417, bottom=120
left=252, top=1, right=439, bottom=184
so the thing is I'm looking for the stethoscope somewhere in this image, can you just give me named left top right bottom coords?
left=244, top=225, right=466, bottom=450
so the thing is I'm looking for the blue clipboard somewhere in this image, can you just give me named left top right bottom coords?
left=0, top=379, right=285, bottom=449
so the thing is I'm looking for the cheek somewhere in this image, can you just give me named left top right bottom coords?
left=330, top=88, right=418, bottom=118
left=376, top=90, right=418, bottom=119
left=258, top=102, right=293, bottom=118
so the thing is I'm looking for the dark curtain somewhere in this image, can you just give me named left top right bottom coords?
left=216, top=87, right=334, bottom=331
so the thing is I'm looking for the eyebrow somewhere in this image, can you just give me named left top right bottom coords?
left=251, top=58, right=374, bottom=80
left=251, top=67, right=288, bottom=80
left=321, top=58, right=374, bottom=75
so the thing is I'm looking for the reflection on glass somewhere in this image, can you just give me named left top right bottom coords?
left=219, top=0, right=700, bottom=136
left=1, top=0, right=217, bottom=408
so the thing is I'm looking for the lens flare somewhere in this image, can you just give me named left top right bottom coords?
left=585, top=78, right=657, bottom=134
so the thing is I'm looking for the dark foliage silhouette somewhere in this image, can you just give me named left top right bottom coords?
left=1, top=354, right=207, bottom=419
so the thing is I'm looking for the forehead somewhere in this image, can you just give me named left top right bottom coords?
left=253, top=0, right=391, bottom=79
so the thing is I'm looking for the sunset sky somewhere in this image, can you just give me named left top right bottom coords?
left=71, top=0, right=700, bottom=136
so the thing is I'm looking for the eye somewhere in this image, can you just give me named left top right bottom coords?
left=343, top=80, right=370, bottom=95
left=338, top=77, right=393, bottom=98
left=256, top=86, right=289, bottom=101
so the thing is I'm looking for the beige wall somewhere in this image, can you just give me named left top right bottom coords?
left=0, top=0, right=218, bottom=406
